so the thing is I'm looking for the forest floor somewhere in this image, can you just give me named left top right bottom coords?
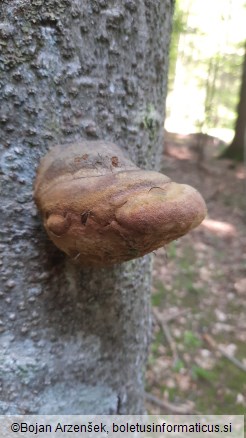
left=146, top=131, right=246, bottom=415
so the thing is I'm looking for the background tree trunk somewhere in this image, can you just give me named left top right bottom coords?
left=222, top=42, right=246, bottom=161
left=0, top=0, right=173, bottom=414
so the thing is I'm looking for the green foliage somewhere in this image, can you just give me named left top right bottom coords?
left=151, top=329, right=165, bottom=358
left=167, top=0, right=246, bottom=133
left=195, top=356, right=246, bottom=414
left=192, top=48, right=244, bottom=131
left=204, top=51, right=244, bottom=130
left=191, top=365, right=215, bottom=381
left=168, top=0, right=187, bottom=92
left=166, top=241, right=177, bottom=259
left=172, top=358, right=185, bottom=372
left=183, top=330, right=202, bottom=349
left=152, top=281, right=166, bottom=307
left=149, top=230, right=246, bottom=415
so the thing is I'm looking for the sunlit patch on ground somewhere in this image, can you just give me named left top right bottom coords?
left=201, top=219, right=237, bottom=237
left=235, top=166, right=246, bottom=180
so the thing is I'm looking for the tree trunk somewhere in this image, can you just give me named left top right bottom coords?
left=222, top=43, right=246, bottom=161
left=0, top=0, right=173, bottom=414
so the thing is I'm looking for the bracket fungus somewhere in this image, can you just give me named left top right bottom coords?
left=34, top=140, right=206, bottom=267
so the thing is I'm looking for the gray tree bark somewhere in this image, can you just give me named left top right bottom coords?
left=0, top=0, right=173, bottom=414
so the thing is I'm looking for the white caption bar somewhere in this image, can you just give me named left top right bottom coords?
left=0, top=415, right=244, bottom=437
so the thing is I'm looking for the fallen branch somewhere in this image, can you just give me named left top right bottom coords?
left=152, top=308, right=180, bottom=363
left=164, top=309, right=189, bottom=323
left=203, top=333, right=246, bottom=373
left=145, top=392, right=195, bottom=414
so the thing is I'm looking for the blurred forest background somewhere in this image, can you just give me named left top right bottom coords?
left=146, top=0, right=246, bottom=415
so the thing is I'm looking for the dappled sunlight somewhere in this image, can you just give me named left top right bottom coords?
left=166, top=145, right=193, bottom=160
left=234, top=278, right=246, bottom=295
left=235, top=165, right=246, bottom=180
left=201, top=218, right=237, bottom=237
left=165, top=0, right=246, bottom=137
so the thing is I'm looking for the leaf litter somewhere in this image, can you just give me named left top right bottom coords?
left=146, top=132, right=246, bottom=415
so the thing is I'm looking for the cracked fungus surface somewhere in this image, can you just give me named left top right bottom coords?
left=34, top=141, right=207, bottom=267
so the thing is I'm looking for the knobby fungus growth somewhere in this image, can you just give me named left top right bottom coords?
left=34, top=141, right=207, bottom=267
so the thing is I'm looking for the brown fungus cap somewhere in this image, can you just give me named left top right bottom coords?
left=34, top=140, right=207, bottom=267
